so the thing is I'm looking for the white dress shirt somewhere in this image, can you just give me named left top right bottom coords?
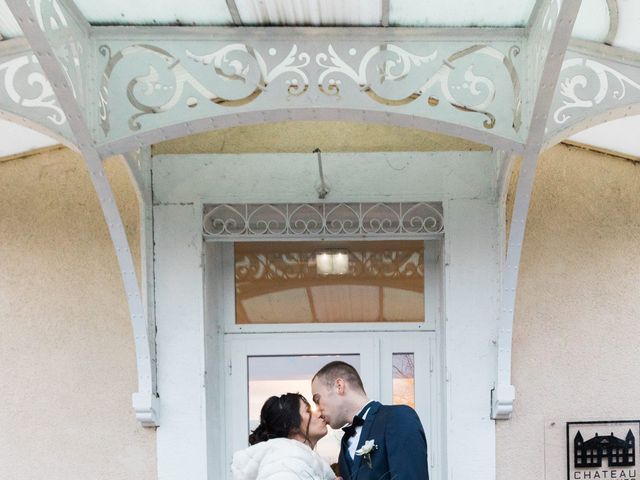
left=347, top=401, right=375, bottom=460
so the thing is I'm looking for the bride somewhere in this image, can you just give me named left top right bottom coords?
left=232, top=393, right=338, bottom=480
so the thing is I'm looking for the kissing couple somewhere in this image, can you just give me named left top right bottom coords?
left=232, top=361, right=429, bottom=480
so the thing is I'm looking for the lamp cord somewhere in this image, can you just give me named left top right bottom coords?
left=314, top=148, right=330, bottom=199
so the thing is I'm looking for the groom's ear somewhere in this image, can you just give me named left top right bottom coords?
left=335, top=378, right=346, bottom=395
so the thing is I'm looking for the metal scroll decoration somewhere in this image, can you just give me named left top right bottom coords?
left=202, top=202, right=444, bottom=239
left=235, top=248, right=424, bottom=285
left=0, top=54, right=66, bottom=126
left=98, top=40, right=521, bottom=135
left=99, top=43, right=310, bottom=134
left=316, top=43, right=522, bottom=131
left=32, top=0, right=85, bottom=105
left=553, top=57, right=640, bottom=125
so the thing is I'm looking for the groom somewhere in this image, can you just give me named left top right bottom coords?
left=312, top=361, right=429, bottom=480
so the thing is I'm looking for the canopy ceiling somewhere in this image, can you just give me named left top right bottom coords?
left=0, top=0, right=639, bottom=159
left=0, top=0, right=633, bottom=44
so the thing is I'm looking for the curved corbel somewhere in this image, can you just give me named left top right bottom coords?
left=7, top=0, right=159, bottom=426
left=492, top=0, right=583, bottom=419
left=123, top=147, right=158, bottom=426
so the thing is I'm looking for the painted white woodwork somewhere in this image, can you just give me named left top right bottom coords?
left=223, top=333, right=436, bottom=478
left=224, top=335, right=376, bottom=472
left=152, top=152, right=496, bottom=204
left=379, top=333, right=438, bottom=472
left=123, top=147, right=158, bottom=407
left=94, top=29, right=525, bottom=154
left=153, top=151, right=501, bottom=480
left=442, top=198, right=500, bottom=476
left=491, top=0, right=583, bottom=420
left=203, top=202, right=444, bottom=240
left=5, top=24, right=640, bottom=160
left=204, top=242, right=229, bottom=480
left=154, top=203, right=208, bottom=478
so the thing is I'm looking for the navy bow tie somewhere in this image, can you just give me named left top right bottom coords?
left=342, top=414, right=365, bottom=438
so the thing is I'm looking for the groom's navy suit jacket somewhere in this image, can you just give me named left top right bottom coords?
left=338, top=401, right=429, bottom=480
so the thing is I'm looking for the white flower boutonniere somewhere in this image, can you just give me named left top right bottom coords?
left=355, top=439, right=378, bottom=468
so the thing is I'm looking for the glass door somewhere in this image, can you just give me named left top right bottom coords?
left=223, top=332, right=434, bottom=476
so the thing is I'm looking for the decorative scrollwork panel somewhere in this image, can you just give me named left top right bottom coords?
left=0, top=52, right=74, bottom=143
left=28, top=0, right=89, bottom=110
left=202, top=202, right=444, bottom=240
left=96, top=37, right=524, bottom=146
left=524, top=0, right=562, bottom=134
left=545, top=50, right=640, bottom=146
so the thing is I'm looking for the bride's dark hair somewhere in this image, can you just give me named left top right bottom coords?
left=249, top=393, right=312, bottom=445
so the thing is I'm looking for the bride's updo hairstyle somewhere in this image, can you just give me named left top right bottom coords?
left=249, top=393, right=312, bottom=445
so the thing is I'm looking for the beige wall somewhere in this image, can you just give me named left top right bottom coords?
left=153, top=121, right=487, bottom=154
left=0, top=147, right=156, bottom=480
left=497, top=144, right=640, bottom=479
left=3, top=123, right=639, bottom=479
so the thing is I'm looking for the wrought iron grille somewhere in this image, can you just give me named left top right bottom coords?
left=202, top=202, right=444, bottom=240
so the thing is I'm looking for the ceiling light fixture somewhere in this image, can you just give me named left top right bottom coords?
left=315, top=249, right=350, bottom=276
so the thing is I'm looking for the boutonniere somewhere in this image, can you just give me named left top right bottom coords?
left=355, top=439, right=378, bottom=468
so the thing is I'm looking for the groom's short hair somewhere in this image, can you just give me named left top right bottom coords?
left=313, top=361, right=366, bottom=394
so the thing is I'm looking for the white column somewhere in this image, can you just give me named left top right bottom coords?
left=442, top=198, right=500, bottom=479
left=155, top=203, right=208, bottom=480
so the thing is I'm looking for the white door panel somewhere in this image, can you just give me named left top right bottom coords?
left=224, top=332, right=434, bottom=477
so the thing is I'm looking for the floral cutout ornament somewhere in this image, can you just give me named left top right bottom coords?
left=355, top=439, right=378, bottom=468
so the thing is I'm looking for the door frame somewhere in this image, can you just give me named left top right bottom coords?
left=222, top=331, right=437, bottom=478
left=215, top=239, right=442, bottom=334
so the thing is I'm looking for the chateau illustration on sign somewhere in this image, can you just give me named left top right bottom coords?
left=575, top=430, right=635, bottom=467
left=568, top=421, right=639, bottom=480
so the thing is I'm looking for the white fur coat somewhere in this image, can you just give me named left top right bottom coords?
left=231, top=438, right=336, bottom=480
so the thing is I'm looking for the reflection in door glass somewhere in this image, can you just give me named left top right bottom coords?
left=248, top=354, right=360, bottom=466
left=392, top=353, right=415, bottom=408
left=235, top=241, right=425, bottom=324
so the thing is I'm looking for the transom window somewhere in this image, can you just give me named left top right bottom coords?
left=234, top=240, right=425, bottom=324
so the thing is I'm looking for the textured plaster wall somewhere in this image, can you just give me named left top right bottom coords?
left=0, top=147, right=156, bottom=480
left=497, top=144, right=640, bottom=479
left=153, top=121, right=487, bottom=154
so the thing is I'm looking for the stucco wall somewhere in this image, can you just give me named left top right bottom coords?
left=0, top=147, right=156, bottom=480
left=153, top=121, right=487, bottom=154
left=497, top=144, right=640, bottom=479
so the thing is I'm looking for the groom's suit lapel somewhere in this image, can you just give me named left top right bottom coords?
left=351, top=401, right=382, bottom=480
